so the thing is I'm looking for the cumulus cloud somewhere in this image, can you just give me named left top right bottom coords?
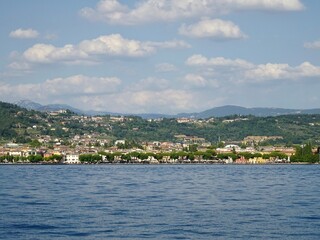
left=80, top=0, right=304, bottom=25
left=111, top=89, right=197, bottom=113
left=10, top=34, right=189, bottom=67
left=183, top=74, right=221, bottom=88
left=186, top=54, right=254, bottom=69
left=245, top=63, right=291, bottom=80
left=179, top=19, right=247, bottom=40
left=186, top=54, right=320, bottom=82
left=78, top=34, right=155, bottom=57
left=43, top=75, right=122, bottom=95
left=23, top=44, right=88, bottom=64
left=0, top=75, right=121, bottom=103
left=245, top=62, right=320, bottom=81
left=184, top=74, right=208, bottom=87
left=9, top=28, right=39, bottom=39
left=0, top=77, right=203, bottom=114
left=59, top=88, right=206, bottom=114
left=304, top=40, right=320, bottom=49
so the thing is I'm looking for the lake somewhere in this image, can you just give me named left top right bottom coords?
left=0, top=164, right=320, bottom=239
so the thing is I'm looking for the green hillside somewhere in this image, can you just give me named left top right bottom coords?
left=0, top=101, right=45, bottom=142
left=1, top=101, right=320, bottom=145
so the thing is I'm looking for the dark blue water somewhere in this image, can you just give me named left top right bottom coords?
left=1, top=165, right=320, bottom=239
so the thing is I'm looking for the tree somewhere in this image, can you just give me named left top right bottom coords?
left=188, top=144, right=198, bottom=152
left=29, top=139, right=41, bottom=147
left=79, top=154, right=102, bottom=163
left=291, top=142, right=318, bottom=163
left=28, top=155, right=43, bottom=163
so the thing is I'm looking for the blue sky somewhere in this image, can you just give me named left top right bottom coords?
left=1, top=0, right=320, bottom=114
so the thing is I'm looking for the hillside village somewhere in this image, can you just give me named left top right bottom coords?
left=1, top=102, right=320, bottom=164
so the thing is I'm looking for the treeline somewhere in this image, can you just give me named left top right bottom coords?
left=1, top=148, right=318, bottom=164
left=0, top=154, right=62, bottom=163
left=86, top=150, right=290, bottom=163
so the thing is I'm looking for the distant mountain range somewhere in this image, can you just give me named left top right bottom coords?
left=15, top=99, right=320, bottom=119
left=16, top=100, right=83, bottom=114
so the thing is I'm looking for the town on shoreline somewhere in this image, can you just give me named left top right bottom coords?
left=1, top=105, right=320, bottom=165
left=1, top=139, right=319, bottom=165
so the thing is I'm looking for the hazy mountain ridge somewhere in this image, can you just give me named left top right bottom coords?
left=15, top=100, right=83, bottom=114
left=14, top=100, right=320, bottom=118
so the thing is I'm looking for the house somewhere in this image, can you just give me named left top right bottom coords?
left=64, top=154, right=80, bottom=164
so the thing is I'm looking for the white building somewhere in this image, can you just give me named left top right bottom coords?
left=115, top=140, right=126, bottom=146
left=64, top=154, right=80, bottom=164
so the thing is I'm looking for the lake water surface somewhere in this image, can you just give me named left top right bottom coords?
left=1, top=164, right=320, bottom=239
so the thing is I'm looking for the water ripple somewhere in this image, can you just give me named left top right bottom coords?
left=1, top=165, right=320, bottom=239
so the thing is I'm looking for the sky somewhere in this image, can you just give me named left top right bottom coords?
left=1, top=0, right=320, bottom=114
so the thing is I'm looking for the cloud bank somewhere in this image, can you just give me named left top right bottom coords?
left=80, top=0, right=304, bottom=25
left=9, top=34, right=189, bottom=68
left=186, top=54, right=320, bottom=82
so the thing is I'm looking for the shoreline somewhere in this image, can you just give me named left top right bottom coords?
left=0, top=162, right=317, bottom=166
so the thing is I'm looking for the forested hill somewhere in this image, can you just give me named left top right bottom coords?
left=1, top=101, right=320, bottom=145
left=0, top=101, right=45, bottom=140
left=0, top=101, right=25, bottom=137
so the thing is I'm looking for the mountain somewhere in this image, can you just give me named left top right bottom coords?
left=15, top=100, right=83, bottom=114
left=15, top=100, right=320, bottom=118
left=194, top=105, right=320, bottom=118
left=37, top=104, right=83, bottom=114
left=15, top=100, right=42, bottom=110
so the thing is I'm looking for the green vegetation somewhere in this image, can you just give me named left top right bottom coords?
left=1, top=101, right=320, bottom=146
left=291, top=142, right=319, bottom=163
left=79, top=154, right=102, bottom=163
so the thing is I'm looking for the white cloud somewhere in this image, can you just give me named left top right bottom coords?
left=186, top=54, right=254, bottom=68
left=179, top=19, right=247, bottom=40
left=0, top=75, right=121, bottom=103
left=245, top=62, right=320, bottom=81
left=155, top=63, right=177, bottom=72
left=80, top=0, right=304, bottom=25
left=183, top=74, right=221, bottom=88
left=223, top=0, right=304, bottom=11
left=11, top=34, right=189, bottom=66
left=245, top=63, right=291, bottom=80
left=296, top=62, right=320, bottom=77
left=9, top=28, right=39, bottom=39
left=184, top=74, right=208, bottom=87
left=0, top=79, right=202, bottom=114
left=111, top=89, right=197, bottom=113
left=57, top=88, right=202, bottom=114
left=23, top=44, right=88, bottom=64
left=304, top=40, right=320, bottom=49
left=43, top=75, right=122, bottom=95
left=79, top=34, right=155, bottom=57
left=186, top=54, right=320, bottom=83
